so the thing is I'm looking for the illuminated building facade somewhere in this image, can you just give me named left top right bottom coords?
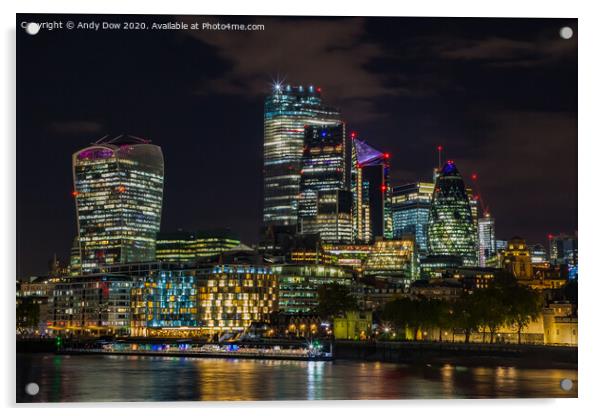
left=197, top=264, right=277, bottom=331
left=130, top=270, right=198, bottom=337
left=155, top=229, right=240, bottom=263
left=289, top=248, right=336, bottom=265
left=72, top=135, right=164, bottom=272
left=351, top=135, right=392, bottom=242
left=529, top=244, right=548, bottom=264
left=391, top=182, right=434, bottom=254
left=427, top=161, right=478, bottom=266
left=477, top=214, right=496, bottom=267
left=299, top=124, right=353, bottom=243
left=121, top=263, right=278, bottom=335
left=543, top=302, right=578, bottom=346
left=502, top=237, right=533, bottom=279
left=364, top=239, right=417, bottom=281
left=263, top=84, right=341, bottom=226
left=273, top=264, right=355, bottom=314
left=322, top=243, right=373, bottom=269
left=548, top=233, right=578, bottom=271
left=50, top=274, right=132, bottom=335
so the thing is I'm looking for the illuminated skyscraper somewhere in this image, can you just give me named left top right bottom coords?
left=299, top=124, right=353, bottom=243
left=391, top=182, right=434, bottom=254
left=477, top=213, right=496, bottom=267
left=263, top=84, right=341, bottom=226
left=351, top=134, right=392, bottom=242
left=427, top=161, right=478, bottom=266
left=548, top=232, right=578, bottom=270
left=73, top=135, right=164, bottom=272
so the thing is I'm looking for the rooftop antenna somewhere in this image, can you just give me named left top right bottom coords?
left=437, top=145, right=443, bottom=170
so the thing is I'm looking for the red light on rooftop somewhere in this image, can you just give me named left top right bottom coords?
left=384, top=153, right=390, bottom=159
left=474, top=195, right=480, bottom=200
left=548, top=233, right=554, bottom=240
left=471, top=173, right=478, bottom=181
left=316, top=87, right=322, bottom=92
left=351, top=131, right=357, bottom=139
left=437, top=145, right=443, bottom=151
left=381, top=185, right=387, bottom=192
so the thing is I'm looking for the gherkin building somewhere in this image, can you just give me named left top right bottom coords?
left=427, top=161, right=478, bottom=266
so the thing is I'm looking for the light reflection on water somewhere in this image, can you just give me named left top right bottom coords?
left=17, top=353, right=577, bottom=402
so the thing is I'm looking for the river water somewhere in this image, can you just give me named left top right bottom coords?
left=16, top=353, right=577, bottom=402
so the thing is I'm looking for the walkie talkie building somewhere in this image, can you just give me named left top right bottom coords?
left=263, top=84, right=341, bottom=227
left=72, top=135, right=164, bottom=272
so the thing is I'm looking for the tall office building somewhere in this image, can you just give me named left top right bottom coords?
left=477, top=213, right=496, bottom=267
left=263, top=84, right=341, bottom=227
left=549, top=233, right=578, bottom=269
left=351, top=134, right=392, bottom=242
left=466, top=187, right=480, bottom=230
left=427, top=161, right=478, bottom=266
left=391, top=182, right=434, bottom=254
left=73, top=135, right=164, bottom=272
left=299, top=124, right=353, bottom=243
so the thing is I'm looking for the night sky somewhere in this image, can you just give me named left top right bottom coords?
left=16, top=14, right=577, bottom=278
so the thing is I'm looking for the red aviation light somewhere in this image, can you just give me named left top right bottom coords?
left=316, top=87, right=322, bottom=93
left=471, top=173, right=478, bottom=181
left=474, top=195, right=480, bottom=201
left=384, top=153, right=390, bottom=159
left=381, top=185, right=387, bottom=192
left=548, top=233, right=554, bottom=240
left=437, top=145, right=443, bottom=151
left=350, top=131, right=357, bottom=139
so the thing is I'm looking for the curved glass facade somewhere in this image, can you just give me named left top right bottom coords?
left=427, top=161, right=478, bottom=266
left=72, top=135, right=164, bottom=272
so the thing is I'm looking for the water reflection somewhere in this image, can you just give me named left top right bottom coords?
left=17, top=354, right=577, bottom=402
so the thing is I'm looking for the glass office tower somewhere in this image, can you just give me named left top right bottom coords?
left=263, top=84, right=341, bottom=227
left=299, top=124, right=353, bottom=243
left=351, top=135, right=392, bottom=242
left=477, top=213, right=496, bottom=267
left=72, top=135, right=164, bottom=272
left=549, top=233, right=578, bottom=270
left=391, top=182, right=434, bottom=254
left=427, top=161, right=478, bottom=266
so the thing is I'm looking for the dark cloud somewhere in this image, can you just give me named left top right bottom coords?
left=183, top=17, right=405, bottom=120
left=433, top=32, right=577, bottom=68
left=453, top=110, right=577, bottom=241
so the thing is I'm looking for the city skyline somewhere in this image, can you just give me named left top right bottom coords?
left=17, top=14, right=577, bottom=277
